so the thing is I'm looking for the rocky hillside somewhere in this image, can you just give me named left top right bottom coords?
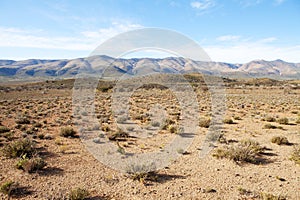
left=0, top=55, right=299, bottom=80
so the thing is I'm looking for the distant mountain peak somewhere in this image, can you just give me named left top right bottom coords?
left=0, top=55, right=299, bottom=80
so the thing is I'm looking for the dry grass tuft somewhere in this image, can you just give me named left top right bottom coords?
left=213, top=139, right=265, bottom=164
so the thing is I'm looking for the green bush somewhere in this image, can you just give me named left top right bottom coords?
left=0, top=180, right=15, bottom=197
left=16, top=156, right=46, bottom=173
left=69, top=188, right=90, bottom=200
left=60, top=127, right=77, bottom=137
left=2, top=138, right=35, bottom=158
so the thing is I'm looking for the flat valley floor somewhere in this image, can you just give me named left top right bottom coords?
left=0, top=76, right=299, bottom=199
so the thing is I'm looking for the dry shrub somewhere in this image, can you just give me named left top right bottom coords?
left=213, top=139, right=264, bottom=164
left=271, top=136, right=290, bottom=145
left=2, top=138, right=35, bottom=158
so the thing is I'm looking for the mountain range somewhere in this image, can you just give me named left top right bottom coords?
left=0, top=55, right=299, bottom=81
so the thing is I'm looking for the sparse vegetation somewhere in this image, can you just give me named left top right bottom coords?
left=108, top=128, right=129, bottom=141
left=0, top=126, right=10, bottom=134
left=15, top=116, right=30, bottom=124
left=199, top=118, right=211, bottom=128
left=223, top=118, right=234, bottom=124
left=213, top=139, right=264, bottom=164
left=0, top=76, right=299, bottom=199
left=276, top=117, right=289, bottom=125
left=290, top=145, right=300, bottom=165
left=263, top=116, right=276, bottom=122
left=271, top=136, right=290, bottom=145
left=263, top=124, right=283, bottom=129
left=151, top=121, right=160, bottom=127
left=126, top=163, right=157, bottom=183
left=16, top=155, right=46, bottom=173
left=2, top=138, right=35, bottom=158
left=60, top=127, right=77, bottom=137
left=69, top=188, right=90, bottom=200
left=0, top=180, right=16, bottom=199
left=259, top=192, right=286, bottom=200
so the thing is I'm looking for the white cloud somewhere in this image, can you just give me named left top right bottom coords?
left=216, top=35, right=241, bottom=42
left=274, top=0, right=286, bottom=5
left=204, top=40, right=300, bottom=63
left=0, top=22, right=142, bottom=51
left=190, top=0, right=215, bottom=10
left=258, top=37, right=277, bottom=43
left=239, top=0, right=262, bottom=7
left=204, top=35, right=299, bottom=62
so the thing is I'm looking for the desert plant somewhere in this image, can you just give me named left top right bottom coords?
left=263, top=116, right=276, bottom=122
left=233, top=116, right=242, bottom=120
left=2, top=138, right=35, bottom=158
left=151, top=121, right=160, bottom=127
left=271, top=136, right=290, bottom=145
left=60, top=127, right=77, bottom=137
left=160, top=119, right=175, bottom=130
left=296, top=116, right=300, bottom=124
left=0, top=180, right=16, bottom=199
left=277, top=117, right=289, bottom=125
left=126, top=163, right=157, bottom=183
left=168, top=125, right=178, bottom=134
left=16, top=155, right=46, bottom=173
left=290, top=145, right=300, bottom=165
left=263, top=124, right=282, bottom=129
left=259, top=192, right=286, bottom=200
left=68, top=188, right=89, bottom=200
left=0, top=126, right=10, bottom=134
left=116, top=116, right=128, bottom=124
left=199, top=118, right=211, bottom=128
left=213, top=139, right=264, bottom=164
left=223, top=118, right=234, bottom=124
left=15, top=116, right=30, bottom=124
left=108, top=128, right=129, bottom=141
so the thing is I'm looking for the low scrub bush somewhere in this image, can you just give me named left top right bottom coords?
left=0, top=180, right=16, bottom=198
left=199, top=118, right=211, bottom=128
left=2, top=138, right=35, bottom=158
left=277, top=117, right=289, bottom=125
left=60, top=127, right=77, bottom=137
left=290, top=145, right=300, bottom=165
left=16, top=155, right=46, bottom=173
left=223, top=118, right=234, bottom=124
left=69, top=188, right=90, bottom=200
left=263, top=124, right=283, bottom=129
left=213, top=139, right=264, bottom=164
left=0, top=126, right=10, bottom=134
left=271, top=136, right=290, bottom=145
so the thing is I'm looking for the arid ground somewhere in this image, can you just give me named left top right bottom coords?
left=0, top=74, right=299, bottom=200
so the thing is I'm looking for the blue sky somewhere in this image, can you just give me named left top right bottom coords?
left=0, top=0, right=299, bottom=62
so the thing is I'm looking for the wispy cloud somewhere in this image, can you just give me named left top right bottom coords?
left=216, top=35, right=241, bottom=42
left=190, top=0, right=215, bottom=10
left=205, top=36, right=299, bottom=63
left=0, top=22, right=143, bottom=51
left=258, top=37, right=277, bottom=43
left=239, top=0, right=262, bottom=7
left=274, top=0, right=286, bottom=5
